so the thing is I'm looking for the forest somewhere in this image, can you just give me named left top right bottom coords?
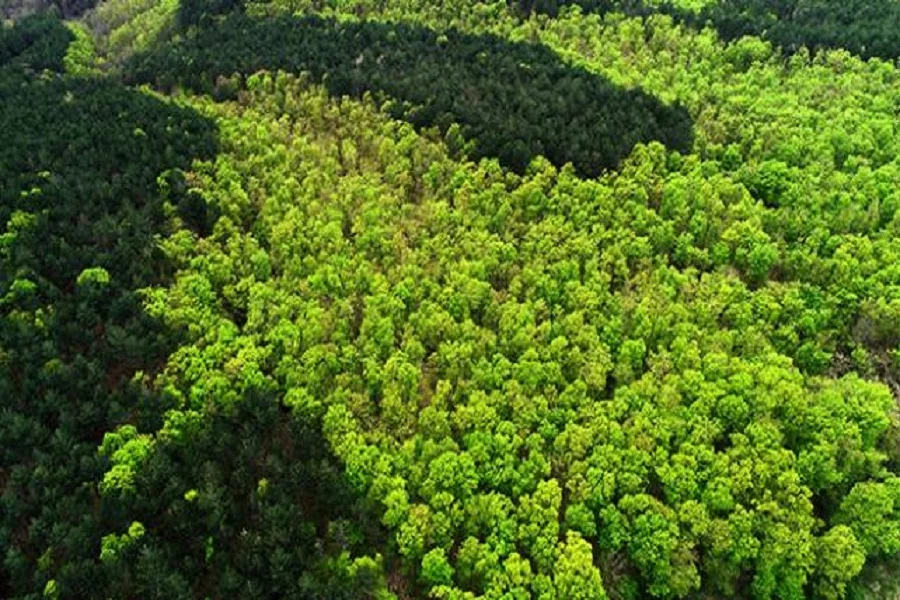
left=2, top=0, right=900, bottom=598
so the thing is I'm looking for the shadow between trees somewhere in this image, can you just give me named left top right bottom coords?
left=0, top=16, right=217, bottom=596
left=2, top=15, right=377, bottom=599
left=1, top=13, right=695, bottom=594
left=513, top=0, right=900, bottom=60
left=0, top=11, right=73, bottom=69
left=126, top=12, right=694, bottom=177
left=1, top=4, right=693, bottom=597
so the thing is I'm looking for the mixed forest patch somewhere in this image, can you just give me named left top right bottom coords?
left=2, top=0, right=900, bottom=598
left=513, top=0, right=900, bottom=60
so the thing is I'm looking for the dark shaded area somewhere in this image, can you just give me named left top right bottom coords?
left=127, top=13, right=693, bottom=177
left=177, top=0, right=245, bottom=27
left=101, top=390, right=385, bottom=599
left=512, top=0, right=900, bottom=60
left=699, top=0, right=900, bottom=60
left=0, top=22, right=217, bottom=594
left=0, top=12, right=72, bottom=70
left=1, top=14, right=384, bottom=598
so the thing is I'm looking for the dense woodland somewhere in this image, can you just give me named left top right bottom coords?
left=2, top=0, right=900, bottom=598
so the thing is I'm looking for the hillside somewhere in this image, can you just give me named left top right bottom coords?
left=2, top=1, right=900, bottom=598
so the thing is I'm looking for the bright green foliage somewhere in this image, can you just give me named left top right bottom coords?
left=0, top=12, right=373, bottom=600
left=82, top=0, right=180, bottom=64
left=695, top=0, right=900, bottom=60
left=554, top=531, right=607, bottom=599
left=107, top=67, right=899, bottom=597
left=76, top=266, right=111, bottom=290
left=3, top=0, right=900, bottom=598
left=62, top=21, right=98, bottom=73
left=836, top=479, right=900, bottom=557
left=515, top=0, right=900, bottom=60
left=0, top=16, right=215, bottom=595
left=99, top=521, right=146, bottom=564
left=813, top=525, right=866, bottom=600
left=422, top=548, right=455, bottom=587
left=126, top=12, right=693, bottom=176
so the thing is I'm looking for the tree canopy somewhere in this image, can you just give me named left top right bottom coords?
left=3, top=0, right=900, bottom=598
